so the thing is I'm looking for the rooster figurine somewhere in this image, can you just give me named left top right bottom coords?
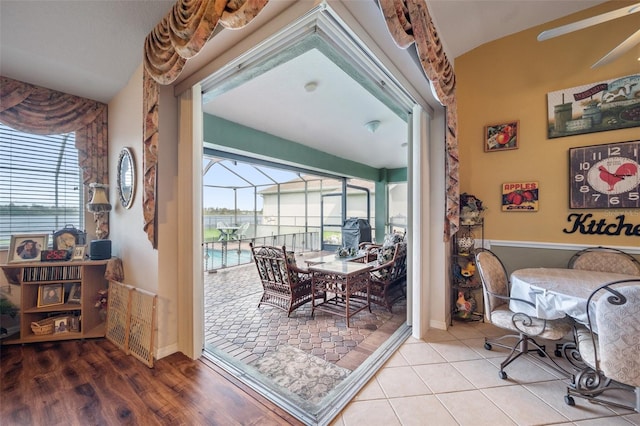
left=456, top=291, right=476, bottom=319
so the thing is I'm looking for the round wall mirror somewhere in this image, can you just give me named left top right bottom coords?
left=117, top=147, right=135, bottom=209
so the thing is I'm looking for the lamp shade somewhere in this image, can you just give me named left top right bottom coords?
left=87, top=183, right=112, bottom=213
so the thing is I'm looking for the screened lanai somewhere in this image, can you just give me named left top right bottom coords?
left=202, top=153, right=378, bottom=271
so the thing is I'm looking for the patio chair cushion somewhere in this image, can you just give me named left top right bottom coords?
left=285, top=251, right=300, bottom=283
left=377, top=244, right=396, bottom=266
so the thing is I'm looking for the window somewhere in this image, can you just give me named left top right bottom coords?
left=0, top=123, right=84, bottom=249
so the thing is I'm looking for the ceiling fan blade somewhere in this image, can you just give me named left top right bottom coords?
left=592, top=28, right=640, bottom=68
left=537, top=2, right=640, bottom=41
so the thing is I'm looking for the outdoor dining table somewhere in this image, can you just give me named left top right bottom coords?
left=308, top=260, right=372, bottom=327
left=509, top=267, right=638, bottom=329
left=217, top=225, right=240, bottom=241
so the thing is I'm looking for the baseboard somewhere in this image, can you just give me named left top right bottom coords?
left=156, top=342, right=179, bottom=360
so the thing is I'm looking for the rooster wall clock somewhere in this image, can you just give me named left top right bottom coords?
left=569, top=140, right=640, bottom=208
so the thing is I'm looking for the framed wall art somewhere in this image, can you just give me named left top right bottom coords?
left=547, top=74, right=640, bottom=139
left=569, top=140, right=640, bottom=209
left=8, top=234, right=48, bottom=263
left=484, top=120, right=519, bottom=152
left=502, top=182, right=539, bottom=211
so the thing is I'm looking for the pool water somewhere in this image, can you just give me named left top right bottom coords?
left=204, top=248, right=252, bottom=268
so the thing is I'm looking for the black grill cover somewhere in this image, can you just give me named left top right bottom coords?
left=341, top=218, right=372, bottom=250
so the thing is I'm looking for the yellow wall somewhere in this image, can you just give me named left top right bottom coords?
left=456, top=1, right=639, bottom=246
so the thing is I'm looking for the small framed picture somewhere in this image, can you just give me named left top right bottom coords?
left=54, top=317, right=69, bottom=334
left=8, top=234, right=49, bottom=263
left=68, top=284, right=81, bottom=304
left=484, top=120, right=519, bottom=152
left=37, top=283, right=64, bottom=308
left=72, top=245, right=86, bottom=261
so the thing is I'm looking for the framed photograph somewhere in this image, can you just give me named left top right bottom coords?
left=68, top=284, right=81, bottom=304
left=8, top=234, right=49, bottom=263
left=54, top=317, right=69, bottom=334
left=502, top=182, right=539, bottom=211
left=52, top=225, right=86, bottom=251
left=569, top=140, right=640, bottom=209
left=547, top=74, right=640, bottom=139
left=37, top=283, right=64, bottom=308
left=484, top=120, right=519, bottom=152
left=72, top=245, right=86, bottom=261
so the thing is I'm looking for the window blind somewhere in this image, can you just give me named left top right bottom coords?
left=0, top=123, right=84, bottom=249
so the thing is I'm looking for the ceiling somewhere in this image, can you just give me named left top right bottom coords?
left=0, top=0, right=607, bottom=170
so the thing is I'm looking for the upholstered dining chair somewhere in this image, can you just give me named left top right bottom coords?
left=565, top=279, right=640, bottom=413
left=474, top=249, right=574, bottom=379
left=568, top=246, right=640, bottom=276
left=249, top=243, right=318, bottom=316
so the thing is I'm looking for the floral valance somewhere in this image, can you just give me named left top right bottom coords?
left=142, top=0, right=269, bottom=248
left=380, top=0, right=460, bottom=240
left=0, top=76, right=110, bottom=237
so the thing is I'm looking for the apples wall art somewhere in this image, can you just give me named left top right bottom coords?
left=502, top=181, right=539, bottom=212
left=485, top=120, right=519, bottom=152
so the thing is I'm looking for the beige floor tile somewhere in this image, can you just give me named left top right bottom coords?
left=482, top=384, right=570, bottom=425
left=622, top=412, right=640, bottom=425
left=436, top=389, right=517, bottom=426
left=375, top=366, right=432, bottom=398
left=340, top=400, right=401, bottom=426
left=523, top=380, right=618, bottom=421
left=389, top=395, right=458, bottom=426
left=420, top=328, right=457, bottom=343
left=329, top=414, right=345, bottom=425
left=354, top=377, right=386, bottom=401
left=446, top=323, right=486, bottom=340
left=485, top=354, right=565, bottom=383
left=575, top=417, right=638, bottom=425
left=397, top=341, right=446, bottom=365
left=460, top=336, right=510, bottom=359
left=413, top=363, right=475, bottom=393
left=449, top=358, right=515, bottom=389
left=383, top=350, right=409, bottom=368
left=429, top=339, right=485, bottom=362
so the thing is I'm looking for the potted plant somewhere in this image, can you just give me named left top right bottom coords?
left=459, top=193, right=485, bottom=225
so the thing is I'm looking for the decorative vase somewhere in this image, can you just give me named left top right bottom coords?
left=457, top=236, right=475, bottom=254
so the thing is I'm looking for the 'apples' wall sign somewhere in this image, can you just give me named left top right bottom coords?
left=502, top=181, right=538, bottom=211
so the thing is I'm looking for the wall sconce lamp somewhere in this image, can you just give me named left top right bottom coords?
left=86, top=183, right=112, bottom=240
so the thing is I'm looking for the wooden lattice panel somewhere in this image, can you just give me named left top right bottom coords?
left=105, top=281, right=156, bottom=368
left=128, top=289, right=157, bottom=368
left=105, top=281, right=131, bottom=351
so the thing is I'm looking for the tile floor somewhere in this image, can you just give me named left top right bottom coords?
left=331, top=321, right=640, bottom=426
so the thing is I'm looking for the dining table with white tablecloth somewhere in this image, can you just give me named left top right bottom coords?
left=509, top=267, right=638, bottom=329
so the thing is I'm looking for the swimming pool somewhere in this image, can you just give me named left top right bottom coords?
left=204, top=248, right=252, bottom=269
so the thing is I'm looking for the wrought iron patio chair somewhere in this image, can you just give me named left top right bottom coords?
left=565, top=279, right=640, bottom=413
left=475, top=249, right=574, bottom=380
left=249, top=243, right=319, bottom=316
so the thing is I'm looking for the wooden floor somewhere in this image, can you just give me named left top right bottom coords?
left=1, top=338, right=303, bottom=426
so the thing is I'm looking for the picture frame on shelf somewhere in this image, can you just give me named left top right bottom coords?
left=54, top=317, right=69, bottom=333
left=37, top=283, right=64, bottom=308
left=484, top=120, right=519, bottom=152
left=68, top=284, right=81, bottom=304
left=72, top=245, right=86, bottom=261
left=8, top=233, right=49, bottom=263
left=52, top=225, right=86, bottom=251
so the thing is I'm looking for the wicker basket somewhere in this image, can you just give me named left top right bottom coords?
left=30, top=317, right=56, bottom=335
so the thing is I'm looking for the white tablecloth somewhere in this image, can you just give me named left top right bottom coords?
left=509, top=268, right=636, bottom=327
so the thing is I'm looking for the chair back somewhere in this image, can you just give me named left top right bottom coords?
left=474, top=249, right=510, bottom=321
left=249, top=243, right=299, bottom=287
left=569, top=246, right=640, bottom=276
left=591, top=280, right=640, bottom=388
left=236, top=222, right=250, bottom=239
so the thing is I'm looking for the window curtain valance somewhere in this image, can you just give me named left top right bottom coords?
left=0, top=76, right=110, bottom=238
left=142, top=0, right=459, bottom=246
left=380, top=0, right=460, bottom=240
left=142, top=0, right=269, bottom=248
